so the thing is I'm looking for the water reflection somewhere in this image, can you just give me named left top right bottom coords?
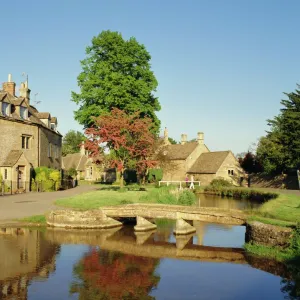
left=197, top=193, right=261, bottom=210
left=71, top=249, right=160, bottom=300
left=0, top=226, right=298, bottom=299
left=0, top=227, right=60, bottom=299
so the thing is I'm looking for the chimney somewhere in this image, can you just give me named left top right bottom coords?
left=80, top=141, right=86, bottom=155
left=19, top=80, right=31, bottom=105
left=197, top=132, right=204, bottom=144
left=2, top=74, right=16, bottom=96
left=181, top=134, right=187, bottom=145
left=164, top=127, right=169, bottom=144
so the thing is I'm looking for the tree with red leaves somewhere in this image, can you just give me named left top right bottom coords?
left=71, top=249, right=160, bottom=300
left=85, top=108, right=158, bottom=186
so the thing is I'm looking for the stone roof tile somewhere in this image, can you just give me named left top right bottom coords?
left=164, top=142, right=198, bottom=160
left=2, top=150, right=23, bottom=167
left=188, top=151, right=230, bottom=174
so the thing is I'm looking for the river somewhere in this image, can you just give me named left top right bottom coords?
left=0, top=195, right=297, bottom=299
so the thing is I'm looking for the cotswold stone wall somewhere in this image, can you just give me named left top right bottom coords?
left=250, top=174, right=298, bottom=190
left=39, top=127, right=62, bottom=169
left=245, top=221, right=293, bottom=248
left=216, top=152, right=245, bottom=186
left=0, top=118, right=38, bottom=167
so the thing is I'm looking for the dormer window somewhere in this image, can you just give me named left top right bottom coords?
left=1, top=102, right=10, bottom=116
left=20, top=107, right=28, bottom=119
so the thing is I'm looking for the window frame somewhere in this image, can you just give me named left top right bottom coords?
left=21, top=135, right=31, bottom=149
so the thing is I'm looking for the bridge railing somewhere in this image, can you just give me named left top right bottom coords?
left=158, top=180, right=201, bottom=189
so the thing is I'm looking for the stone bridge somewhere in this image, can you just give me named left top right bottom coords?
left=46, top=203, right=247, bottom=235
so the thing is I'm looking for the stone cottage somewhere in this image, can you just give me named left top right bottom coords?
left=162, top=130, right=244, bottom=186
left=62, top=142, right=102, bottom=181
left=0, top=74, right=62, bottom=192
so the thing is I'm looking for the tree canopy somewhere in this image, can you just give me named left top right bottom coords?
left=85, top=108, right=158, bottom=186
left=256, top=84, right=300, bottom=174
left=62, top=130, right=86, bottom=156
left=72, top=30, right=161, bottom=133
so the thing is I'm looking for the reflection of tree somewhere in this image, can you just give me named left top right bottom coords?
left=71, top=248, right=160, bottom=300
left=281, top=257, right=300, bottom=299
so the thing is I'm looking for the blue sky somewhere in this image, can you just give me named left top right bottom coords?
left=1, top=0, right=300, bottom=154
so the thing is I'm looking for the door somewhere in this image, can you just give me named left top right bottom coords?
left=17, top=166, right=25, bottom=189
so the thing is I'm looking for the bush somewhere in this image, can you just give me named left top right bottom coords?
left=178, top=190, right=196, bottom=205
left=204, top=185, right=278, bottom=202
left=147, top=168, right=163, bottom=183
left=140, top=186, right=196, bottom=206
left=32, top=167, right=61, bottom=192
left=210, top=178, right=233, bottom=189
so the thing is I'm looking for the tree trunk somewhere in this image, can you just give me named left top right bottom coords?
left=120, top=168, right=124, bottom=188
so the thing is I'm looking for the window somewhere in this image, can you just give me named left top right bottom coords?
left=1, top=102, right=9, bottom=116
left=21, top=135, right=30, bottom=149
left=228, top=169, right=234, bottom=176
left=20, top=107, right=28, bottom=119
left=4, top=169, right=7, bottom=180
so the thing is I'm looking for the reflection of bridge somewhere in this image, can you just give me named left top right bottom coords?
left=47, top=204, right=247, bottom=234
left=44, top=226, right=289, bottom=279
left=0, top=228, right=60, bottom=299
left=45, top=227, right=246, bottom=264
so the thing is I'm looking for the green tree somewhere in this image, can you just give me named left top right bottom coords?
left=268, top=85, right=300, bottom=169
left=62, top=130, right=86, bottom=156
left=168, top=137, right=177, bottom=145
left=257, top=84, right=300, bottom=174
left=72, top=30, right=161, bottom=133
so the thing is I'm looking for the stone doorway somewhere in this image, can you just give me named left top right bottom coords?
left=17, top=166, right=25, bottom=189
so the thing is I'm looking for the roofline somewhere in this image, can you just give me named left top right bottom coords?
left=0, top=115, right=63, bottom=137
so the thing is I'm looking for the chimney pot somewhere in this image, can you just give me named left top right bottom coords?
left=181, top=134, right=187, bottom=145
left=197, top=132, right=204, bottom=144
left=3, top=74, right=16, bottom=96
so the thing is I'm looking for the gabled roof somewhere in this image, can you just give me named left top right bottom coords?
left=51, top=117, right=57, bottom=124
left=188, top=151, right=230, bottom=174
left=36, top=112, right=51, bottom=119
left=2, top=150, right=23, bottom=167
left=164, top=142, right=199, bottom=160
left=62, top=153, right=88, bottom=171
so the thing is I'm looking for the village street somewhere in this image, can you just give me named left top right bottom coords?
left=0, top=185, right=97, bottom=222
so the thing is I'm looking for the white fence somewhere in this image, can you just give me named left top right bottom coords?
left=158, top=180, right=201, bottom=189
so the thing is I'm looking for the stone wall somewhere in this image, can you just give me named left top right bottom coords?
left=245, top=221, right=293, bottom=248
left=0, top=117, right=62, bottom=170
left=216, top=152, right=245, bottom=186
left=193, top=173, right=216, bottom=186
left=39, top=127, right=62, bottom=169
left=0, top=118, right=38, bottom=167
left=162, top=160, right=186, bottom=181
left=250, top=174, right=298, bottom=190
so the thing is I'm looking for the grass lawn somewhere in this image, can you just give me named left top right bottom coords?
left=252, top=193, right=300, bottom=224
left=55, top=187, right=158, bottom=210
left=20, top=215, right=46, bottom=224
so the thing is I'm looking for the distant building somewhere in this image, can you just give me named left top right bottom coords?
left=0, top=74, right=62, bottom=192
left=162, top=130, right=244, bottom=186
left=62, top=142, right=102, bottom=181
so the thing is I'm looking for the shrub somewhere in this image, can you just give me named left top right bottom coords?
left=210, top=178, right=233, bottom=189
left=147, top=168, right=163, bottom=183
left=67, top=168, right=78, bottom=178
left=204, top=185, right=278, bottom=202
left=178, top=190, right=196, bottom=206
left=32, top=167, right=61, bottom=192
